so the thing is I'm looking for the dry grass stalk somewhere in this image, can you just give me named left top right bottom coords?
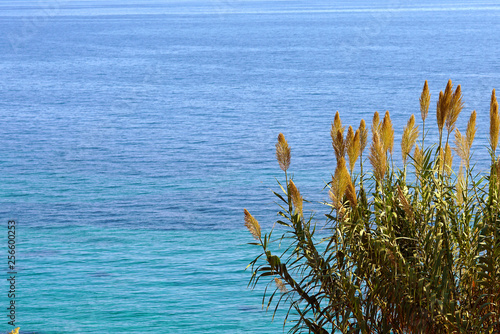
left=330, top=157, right=351, bottom=212
left=490, top=89, right=499, bottom=153
left=275, top=278, right=288, bottom=293
left=446, top=85, right=464, bottom=134
left=289, top=180, right=303, bottom=217
left=401, top=114, right=419, bottom=164
left=244, top=209, right=261, bottom=240
left=456, top=164, right=465, bottom=205
left=420, top=80, right=431, bottom=122
left=381, top=111, right=394, bottom=155
left=369, top=131, right=386, bottom=182
left=276, top=133, right=291, bottom=172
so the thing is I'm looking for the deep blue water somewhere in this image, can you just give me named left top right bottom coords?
left=1, top=0, right=500, bottom=332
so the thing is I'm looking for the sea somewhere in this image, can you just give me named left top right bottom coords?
left=1, top=0, right=500, bottom=332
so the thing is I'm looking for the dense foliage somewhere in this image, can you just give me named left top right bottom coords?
left=244, top=81, right=500, bottom=333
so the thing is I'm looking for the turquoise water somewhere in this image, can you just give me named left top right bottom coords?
left=1, top=0, right=500, bottom=333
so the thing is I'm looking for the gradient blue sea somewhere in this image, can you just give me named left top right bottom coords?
left=1, top=0, right=500, bottom=333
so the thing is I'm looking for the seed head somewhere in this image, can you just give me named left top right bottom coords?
left=401, top=114, right=419, bottom=164
left=420, top=80, right=431, bottom=122
left=347, top=127, right=360, bottom=175
left=381, top=111, right=394, bottom=155
left=372, top=111, right=381, bottom=135
left=369, top=131, right=386, bottom=182
left=288, top=180, right=303, bottom=217
left=446, top=84, right=463, bottom=133
left=244, top=209, right=261, bottom=240
left=359, top=119, right=368, bottom=154
left=466, top=110, right=477, bottom=149
left=276, top=133, right=291, bottom=172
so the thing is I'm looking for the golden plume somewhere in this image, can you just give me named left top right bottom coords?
left=345, top=181, right=357, bottom=208
left=437, top=80, right=453, bottom=136
left=454, top=129, right=468, bottom=167
left=359, top=119, right=368, bottom=154
left=346, top=126, right=354, bottom=154
left=401, top=114, right=419, bottom=165
left=372, top=111, right=381, bottom=135
left=244, top=209, right=261, bottom=240
left=347, top=127, right=361, bottom=175
left=276, top=133, right=291, bottom=172
left=381, top=111, right=394, bottom=155
left=420, top=80, right=431, bottom=122
left=275, top=278, right=288, bottom=293
left=466, top=110, right=477, bottom=149
left=331, top=157, right=351, bottom=208
left=446, top=84, right=464, bottom=133
left=331, top=112, right=346, bottom=161
left=369, top=131, right=386, bottom=182
left=490, top=89, right=499, bottom=153
left=288, top=180, right=303, bottom=217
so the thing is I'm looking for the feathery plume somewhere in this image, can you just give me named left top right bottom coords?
left=244, top=209, right=261, bottom=240
left=331, top=112, right=346, bottom=161
left=289, top=180, right=303, bottom=217
left=346, top=126, right=354, bottom=155
left=401, top=114, right=419, bottom=164
left=446, top=85, right=464, bottom=133
left=333, top=111, right=343, bottom=134
left=276, top=133, right=291, bottom=172
left=437, top=80, right=453, bottom=136
left=381, top=111, right=394, bottom=155
left=420, top=80, right=431, bottom=122
left=466, top=110, right=477, bottom=149
left=359, top=119, right=368, bottom=154
left=331, top=157, right=351, bottom=206
left=275, top=278, right=288, bottom=293
left=345, top=181, right=357, bottom=208
left=490, top=89, right=499, bottom=153
left=454, top=129, right=467, bottom=165
left=347, top=128, right=361, bottom=175
left=332, top=129, right=346, bottom=161
left=372, top=111, right=381, bottom=135
left=369, top=131, right=386, bottom=182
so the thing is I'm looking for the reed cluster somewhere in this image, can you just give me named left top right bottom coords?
left=245, top=81, right=500, bottom=333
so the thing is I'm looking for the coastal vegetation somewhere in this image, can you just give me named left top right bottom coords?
left=245, top=81, right=500, bottom=333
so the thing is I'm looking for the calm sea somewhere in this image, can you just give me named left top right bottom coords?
left=1, top=0, right=500, bottom=332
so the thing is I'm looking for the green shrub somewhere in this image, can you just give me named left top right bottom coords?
left=245, top=80, right=500, bottom=333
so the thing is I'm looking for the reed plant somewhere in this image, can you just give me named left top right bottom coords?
left=245, top=81, right=500, bottom=333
